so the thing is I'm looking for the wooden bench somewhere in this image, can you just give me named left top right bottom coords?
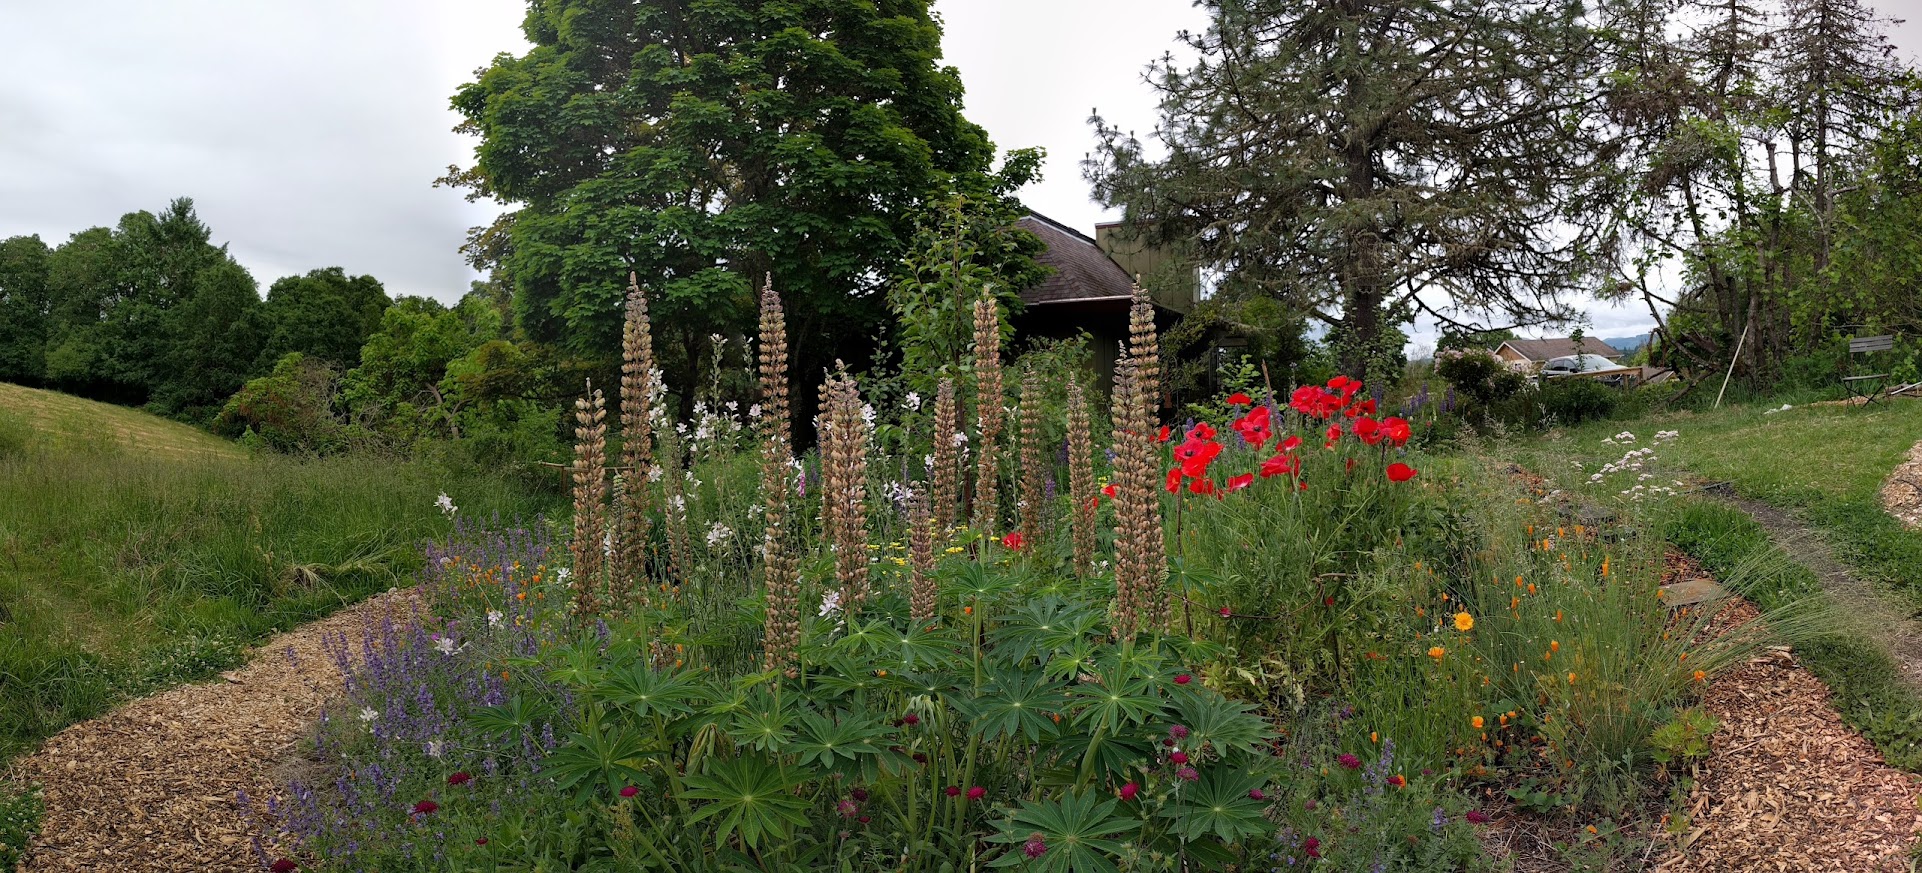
left=1843, top=335, right=1895, bottom=404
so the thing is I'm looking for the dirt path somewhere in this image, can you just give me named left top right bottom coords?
left=6, top=591, right=414, bottom=872
left=1706, top=487, right=1922, bottom=690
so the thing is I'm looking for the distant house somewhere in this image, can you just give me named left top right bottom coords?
left=1014, top=213, right=1197, bottom=392
left=1493, top=336, right=1622, bottom=371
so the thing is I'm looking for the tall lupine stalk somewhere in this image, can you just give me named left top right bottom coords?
left=932, top=378, right=962, bottom=531
left=1110, top=286, right=1167, bottom=638
left=818, top=364, right=871, bottom=608
left=569, top=381, right=609, bottom=620
left=971, top=293, right=1004, bottom=540
left=613, top=274, right=657, bottom=603
left=1018, top=369, right=1046, bottom=550
left=908, top=485, right=937, bottom=625
left=756, top=279, right=801, bottom=673
left=1067, top=379, right=1099, bottom=579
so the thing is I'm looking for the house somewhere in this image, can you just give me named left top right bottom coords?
left=1493, top=336, right=1623, bottom=372
left=1013, top=213, right=1197, bottom=392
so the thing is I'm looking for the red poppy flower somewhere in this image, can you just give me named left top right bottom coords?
left=1219, top=606, right=1233, bottom=617
left=1226, top=392, right=1252, bottom=405
left=1290, top=385, right=1342, bottom=418
left=1084, top=495, right=1100, bottom=511
left=1231, top=405, right=1273, bottom=449
left=1386, top=462, right=1418, bottom=483
left=1187, top=422, right=1217, bottom=440
left=1279, top=435, right=1303, bottom=452
left=1166, top=467, right=1184, bottom=494
left=447, top=771, right=472, bottom=786
left=1174, top=436, right=1222, bottom=478
left=413, top=800, right=439, bottom=815
left=1354, top=416, right=1383, bottom=446
left=1102, top=483, right=1118, bottom=499
left=1382, top=416, right=1412, bottom=446
left=271, top=861, right=299, bottom=873
left=1156, top=425, right=1171, bottom=442
left=1001, top=532, right=1025, bottom=551
left=966, top=786, right=986, bottom=801
left=1327, top=375, right=1351, bottom=391
left=1225, top=473, right=1254, bottom=493
left=1259, top=453, right=1297, bottom=478
left=1187, top=477, right=1215, bottom=495
left=1353, top=398, right=1377, bottom=414
left=1324, top=424, right=1342, bottom=447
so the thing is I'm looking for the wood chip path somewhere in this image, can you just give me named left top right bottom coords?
left=1882, top=440, right=1922, bottom=531
left=6, top=591, right=414, bottom=872
left=1656, top=601, right=1922, bottom=872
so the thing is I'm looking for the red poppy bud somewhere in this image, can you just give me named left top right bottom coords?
left=1156, top=425, right=1171, bottom=442
left=1323, top=596, right=1335, bottom=606
left=1386, top=462, right=1418, bottom=483
left=476, top=838, right=488, bottom=846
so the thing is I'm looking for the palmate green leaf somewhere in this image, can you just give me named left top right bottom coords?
left=986, top=791, right=1139, bottom=873
left=544, top=721, right=660, bottom=799
left=543, top=635, right=611, bottom=691
left=1042, top=639, right=1100, bottom=683
left=682, top=755, right=815, bottom=850
left=789, top=710, right=891, bottom=771
left=469, top=694, right=554, bottom=738
left=942, top=561, right=1020, bottom=603
left=990, top=597, right=1103, bottom=662
left=1068, top=664, right=1166, bottom=734
left=603, top=664, right=705, bottom=720
left=951, top=668, right=1068, bottom=743
left=1167, top=689, right=1276, bottom=758
left=830, top=617, right=894, bottom=656
left=723, top=689, right=797, bottom=753
left=1159, top=767, right=1272, bottom=842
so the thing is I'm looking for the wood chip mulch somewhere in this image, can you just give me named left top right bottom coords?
left=1655, top=600, right=1922, bottom=872
left=5, top=591, right=415, bottom=873
left=1880, top=440, right=1922, bottom=531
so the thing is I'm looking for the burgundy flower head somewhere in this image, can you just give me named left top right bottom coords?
left=1338, top=753, right=1363, bottom=770
left=447, top=771, right=472, bottom=786
left=1175, top=766, right=1200, bottom=782
left=1466, top=809, right=1490, bottom=824
left=966, top=786, right=986, bottom=801
left=1118, top=781, right=1140, bottom=801
left=945, top=785, right=962, bottom=797
left=271, top=861, right=298, bottom=873
left=1169, top=751, right=1189, bottom=765
left=413, top=800, right=439, bottom=815
left=619, top=785, right=640, bottom=798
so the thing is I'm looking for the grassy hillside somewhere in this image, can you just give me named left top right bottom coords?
left=0, top=385, right=561, bottom=762
left=0, top=382, right=242, bottom=460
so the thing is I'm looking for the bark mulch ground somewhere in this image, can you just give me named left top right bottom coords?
left=1881, top=439, right=1922, bottom=531
left=1654, top=598, right=1922, bottom=872
left=5, top=591, right=414, bottom=873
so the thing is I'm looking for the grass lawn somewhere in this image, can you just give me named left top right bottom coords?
left=1529, top=398, right=1922, bottom=600
left=0, top=384, right=560, bottom=761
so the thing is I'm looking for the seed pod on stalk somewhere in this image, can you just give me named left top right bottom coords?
left=971, top=292, right=1004, bottom=543
left=1067, top=379, right=1098, bottom=578
left=818, top=364, right=872, bottom=608
left=569, top=381, right=609, bottom=621
left=756, top=278, right=801, bottom=673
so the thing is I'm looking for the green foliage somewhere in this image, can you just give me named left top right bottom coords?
left=446, top=0, right=1037, bottom=415
left=214, top=353, right=354, bottom=453
left=1433, top=348, right=1526, bottom=410
left=1535, top=379, right=1619, bottom=427
left=0, top=783, right=38, bottom=872
left=889, top=194, right=1047, bottom=397
left=1648, top=709, right=1718, bottom=765
left=253, top=267, right=390, bottom=371
left=0, top=235, right=52, bottom=386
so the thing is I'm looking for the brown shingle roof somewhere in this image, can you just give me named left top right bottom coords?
left=1497, top=337, right=1622, bottom=361
left=1017, top=214, right=1137, bottom=305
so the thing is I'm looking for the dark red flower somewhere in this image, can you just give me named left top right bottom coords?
left=1118, top=781, right=1140, bottom=801
left=858, top=814, right=871, bottom=824
left=902, top=714, right=920, bottom=726
left=1226, top=392, right=1253, bottom=405
left=619, top=785, right=639, bottom=798
left=1174, top=673, right=1192, bottom=685
left=1248, top=788, right=1266, bottom=801
left=1345, top=457, right=1356, bottom=472
left=1024, top=835, right=1049, bottom=859
left=1305, top=836, right=1322, bottom=858
left=1001, top=532, right=1025, bottom=550
left=1169, top=724, right=1189, bottom=739
left=967, top=786, right=986, bottom=801
left=1165, top=466, right=1183, bottom=494
left=1382, top=416, right=1412, bottom=446
left=413, top=800, right=439, bottom=815
left=1466, top=810, right=1490, bottom=824
left=1386, top=462, right=1418, bottom=483
left=1225, top=473, right=1254, bottom=493
left=1338, top=753, right=1362, bottom=769
left=476, top=838, right=488, bottom=846
left=1322, top=595, right=1335, bottom=606
left=945, top=786, right=962, bottom=797
left=271, top=861, right=298, bottom=873
left=913, top=752, right=929, bottom=764
left=1388, top=774, right=1406, bottom=787
left=1176, top=766, right=1200, bottom=781
left=1218, top=606, right=1232, bottom=617
left=1170, top=751, right=1190, bottom=764
left=447, top=771, right=472, bottom=786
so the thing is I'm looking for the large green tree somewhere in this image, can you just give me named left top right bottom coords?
left=1086, top=0, right=1608, bottom=379
left=0, top=235, right=53, bottom=385
left=253, top=267, right=390, bottom=371
left=444, top=0, right=1035, bottom=419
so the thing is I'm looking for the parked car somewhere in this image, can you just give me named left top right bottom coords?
left=1540, top=354, right=1634, bottom=386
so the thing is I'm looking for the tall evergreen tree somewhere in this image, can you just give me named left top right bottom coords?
left=443, top=0, right=1036, bottom=419
left=1087, top=0, right=1609, bottom=378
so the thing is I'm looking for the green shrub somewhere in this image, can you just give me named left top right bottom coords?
left=1538, top=379, right=1619, bottom=425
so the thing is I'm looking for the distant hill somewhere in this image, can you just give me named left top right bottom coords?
left=0, top=382, right=242, bottom=460
left=1603, top=334, right=1650, bottom=354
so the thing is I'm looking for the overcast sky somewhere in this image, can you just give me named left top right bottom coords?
left=4, top=0, right=1919, bottom=348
